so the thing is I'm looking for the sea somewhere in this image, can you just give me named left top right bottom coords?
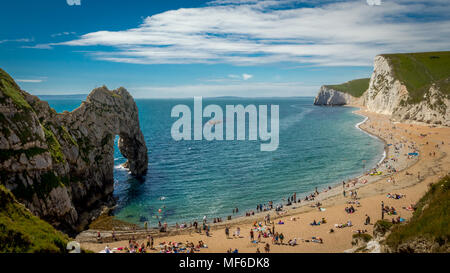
left=40, top=95, right=385, bottom=227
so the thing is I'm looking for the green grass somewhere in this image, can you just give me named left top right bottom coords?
left=0, top=185, right=69, bottom=253
left=352, top=233, right=373, bottom=243
left=385, top=174, right=450, bottom=252
left=375, top=220, right=393, bottom=234
left=324, top=78, right=370, bottom=98
left=381, top=51, right=450, bottom=103
left=42, top=124, right=65, bottom=163
left=0, top=68, right=32, bottom=111
left=88, top=214, right=137, bottom=231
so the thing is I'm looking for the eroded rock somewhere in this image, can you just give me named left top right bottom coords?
left=0, top=69, right=148, bottom=234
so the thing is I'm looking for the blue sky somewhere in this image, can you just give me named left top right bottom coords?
left=1, top=0, right=449, bottom=98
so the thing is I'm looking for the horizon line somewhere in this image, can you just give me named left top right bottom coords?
left=35, top=94, right=316, bottom=99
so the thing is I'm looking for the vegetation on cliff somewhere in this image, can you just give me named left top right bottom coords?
left=324, top=78, right=370, bottom=98
left=382, top=51, right=450, bottom=104
left=385, top=174, right=449, bottom=252
left=0, top=185, right=69, bottom=253
left=0, top=68, right=148, bottom=234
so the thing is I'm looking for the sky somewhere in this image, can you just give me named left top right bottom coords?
left=1, top=0, right=449, bottom=98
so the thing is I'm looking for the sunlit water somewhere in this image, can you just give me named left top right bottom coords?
left=42, top=96, right=384, bottom=227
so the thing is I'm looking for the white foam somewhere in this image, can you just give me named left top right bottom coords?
left=353, top=111, right=386, bottom=167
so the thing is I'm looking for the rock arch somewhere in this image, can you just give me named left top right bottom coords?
left=0, top=69, right=148, bottom=234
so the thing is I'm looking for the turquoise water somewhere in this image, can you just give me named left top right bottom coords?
left=41, top=96, right=384, bottom=227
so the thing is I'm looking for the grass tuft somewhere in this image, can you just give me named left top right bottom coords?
left=0, top=185, right=69, bottom=253
left=324, top=78, right=370, bottom=98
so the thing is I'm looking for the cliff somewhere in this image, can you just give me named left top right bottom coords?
left=313, top=78, right=369, bottom=106
left=0, top=68, right=148, bottom=234
left=314, top=51, right=450, bottom=126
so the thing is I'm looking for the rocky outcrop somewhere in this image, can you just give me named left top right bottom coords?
left=313, top=86, right=363, bottom=106
left=0, top=68, right=148, bottom=235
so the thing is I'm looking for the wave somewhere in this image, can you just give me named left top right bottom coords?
left=279, top=107, right=314, bottom=130
left=353, top=111, right=386, bottom=166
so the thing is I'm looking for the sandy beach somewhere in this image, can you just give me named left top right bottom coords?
left=79, top=107, right=450, bottom=253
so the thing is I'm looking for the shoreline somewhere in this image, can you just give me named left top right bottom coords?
left=77, top=107, right=402, bottom=238
left=352, top=109, right=387, bottom=165
left=78, top=107, right=450, bottom=253
left=92, top=106, right=388, bottom=233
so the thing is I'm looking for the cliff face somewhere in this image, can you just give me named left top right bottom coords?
left=314, top=86, right=364, bottom=106
left=0, top=69, right=148, bottom=234
left=364, top=55, right=409, bottom=115
left=314, top=52, right=450, bottom=126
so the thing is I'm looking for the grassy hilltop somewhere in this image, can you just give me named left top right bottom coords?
left=381, top=51, right=450, bottom=103
left=324, top=78, right=370, bottom=98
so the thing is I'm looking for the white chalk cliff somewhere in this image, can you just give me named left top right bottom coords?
left=314, top=86, right=364, bottom=106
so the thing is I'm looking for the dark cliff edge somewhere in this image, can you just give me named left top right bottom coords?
left=0, top=68, right=148, bottom=236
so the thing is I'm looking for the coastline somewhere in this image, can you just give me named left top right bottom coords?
left=78, top=107, right=450, bottom=253
left=82, top=106, right=387, bottom=234
left=352, top=109, right=387, bottom=165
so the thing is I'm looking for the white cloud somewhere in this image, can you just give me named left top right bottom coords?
left=130, top=81, right=318, bottom=98
left=16, top=79, right=44, bottom=83
left=66, top=0, right=81, bottom=6
left=227, top=73, right=253, bottom=80
left=48, top=0, right=449, bottom=66
left=0, top=38, right=33, bottom=44
left=21, top=44, right=53, bottom=49
left=51, top=32, right=76, bottom=37
left=367, top=0, right=382, bottom=6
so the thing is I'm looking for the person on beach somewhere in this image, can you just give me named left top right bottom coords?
left=112, top=228, right=117, bottom=241
left=264, top=243, right=270, bottom=253
left=250, top=229, right=254, bottom=241
left=225, top=226, right=230, bottom=238
left=146, top=235, right=151, bottom=248
left=381, top=201, right=385, bottom=220
left=365, top=214, right=371, bottom=225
